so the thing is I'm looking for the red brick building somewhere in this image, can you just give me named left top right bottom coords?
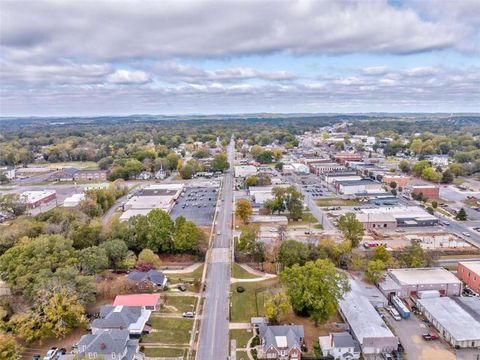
left=411, top=185, right=439, bottom=200
left=334, top=153, right=362, bottom=165
left=458, top=261, right=480, bottom=293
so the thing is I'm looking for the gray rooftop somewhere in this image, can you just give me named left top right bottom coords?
left=332, top=332, right=360, bottom=352
left=418, top=297, right=480, bottom=341
left=92, top=305, right=143, bottom=330
left=259, top=324, right=304, bottom=351
left=76, top=329, right=139, bottom=360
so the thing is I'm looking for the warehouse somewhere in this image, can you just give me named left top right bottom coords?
left=20, top=190, right=56, bottom=209
left=359, top=206, right=438, bottom=227
left=379, top=268, right=462, bottom=298
left=335, top=179, right=384, bottom=195
left=339, top=291, right=398, bottom=354
left=417, top=296, right=480, bottom=348
left=63, top=193, right=86, bottom=207
left=356, top=213, right=397, bottom=231
left=411, top=185, right=440, bottom=200
left=291, top=162, right=310, bottom=175
left=234, top=165, right=258, bottom=178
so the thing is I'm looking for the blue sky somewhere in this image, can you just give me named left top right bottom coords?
left=0, top=0, right=479, bottom=116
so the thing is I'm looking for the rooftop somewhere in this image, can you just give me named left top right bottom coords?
left=113, top=293, right=161, bottom=307
left=459, top=261, right=480, bottom=274
left=388, top=268, right=461, bottom=286
left=418, top=297, right=480, bottom=341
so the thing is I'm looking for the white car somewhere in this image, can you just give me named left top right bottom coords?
left=43, top=348, right=58, bottom=360
left=462, top=232, right=471, bottom=237
left=182, top=311, right=195, bottom=318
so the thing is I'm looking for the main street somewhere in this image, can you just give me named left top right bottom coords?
left=197, top=137, right=235, bottom=360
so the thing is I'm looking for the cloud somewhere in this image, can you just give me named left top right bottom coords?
left=0, top=0, right=470, bottom=63
left=361, top=66, right=389, bottom=76
left=106, top=70, right=150, bottom=84
left=404, top=66, right=439, bottom=77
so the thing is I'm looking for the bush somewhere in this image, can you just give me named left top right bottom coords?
left=236, top=286, right=245, bottom=293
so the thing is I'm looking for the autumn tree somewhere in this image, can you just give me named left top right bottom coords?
left=0, top=331, right=22, bottom=360
left=365, top=260, right=386, bottom=284
left=137, top=249, right=161, bottom=268
left=235, top=199, right=253, bottom=224
left=264, top=290, right=291, bottom=324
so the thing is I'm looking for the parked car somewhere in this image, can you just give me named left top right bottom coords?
left=43, top=348, right=58, bottom=360
left=422, top=332, right=439, bottom=341
left=182, top=311, right=195, bottom=318
left=382, top=352, right=393, bottom=360
left=177, top=283, right=187, bottom=292
left=32, top=356, right=41, bottom=360
left=388, top=306, right=401, bottom=321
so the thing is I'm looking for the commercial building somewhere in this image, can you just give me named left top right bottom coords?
left=63, top=193, right=86, bottom=207
left=425, top=155, right=449, bottom=167
left=417, top=296, right=480, bottom=348
left=339, top=291, right=398, bottom=354
left=311, top=163, right=347, bottom=175
left=356, top=213, right=397, bottom=231
left=457, top=261, right=480, bottom=293
left=120, top=184, right=184, bottom=221
left=49, top=168, right=108, bottom=182
left=334, top=153, right=363, bottom=165
left=358, top=206, right=438, bottom=228
left=234, top=165, right=258, bottom=178
left=324, top=173, right=362, bottom=185
left=20, top=190, right=56, bottom=209
left=291, top=163, right=310, bottom=175
left=382, top=175, right=411, bottom=188
left=379, top=268, right=462, bottom=299
left=335, top=179, right=384, bottom=195
left=411, top=185, right=440, bottom=200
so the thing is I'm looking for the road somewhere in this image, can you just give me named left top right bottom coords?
left=197, top=137, right=235, bottom=360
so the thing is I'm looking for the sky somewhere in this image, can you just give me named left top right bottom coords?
left=0, top=0, right=479, bottom=116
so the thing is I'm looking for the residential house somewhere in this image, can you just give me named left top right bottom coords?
left=319, top=332, right=361, bottom=360
left=113, top=294, right=161, bottom=311
left=91, top=305, right=152, bottom=337
left=127, top=270, right=168, bottom=290
left=257, top=324, right=304, bottom=359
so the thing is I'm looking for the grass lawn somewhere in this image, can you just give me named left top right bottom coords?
left=237, top=351, right=249, bottom=360
left=231, top=278, right=279, bottom=322
left=315, top=198, right=360, bottom=207
left=288, top=212, right=318, bottom=227
left=232, top=263, right=261, bottom=279
left=142, top=318, right=193, bottom=345
left=37, top=161, right=99, bottom=169
left=142, top=347, right=186, bottom=357
left=167, top=265, right=204, bottom=283
left=163, top=295, right=197, bottom=313
left=230, top=329, right=254, bottom=349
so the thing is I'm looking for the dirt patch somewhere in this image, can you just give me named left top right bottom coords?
left=158, top=254, right=200, bottom=265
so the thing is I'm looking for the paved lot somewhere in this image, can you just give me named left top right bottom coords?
left=170, top=186, right=218, bottom=226
left=381, top=308, right=456, bottom=360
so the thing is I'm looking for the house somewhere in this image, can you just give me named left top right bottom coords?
left=0, top=166, right=15, bottom=180
left=127, top=270, right=168, bottom=290
left=425, top=155, right=449, bottom=167
left=457, top=261, right=480, bottom=294
left=257, top=324, right=304, bottom=359
left=90, top=305, right=151, bottom=337
left=113, top=294, right=162, bottom=311
left=318, top=332, right=361, bottom=360
left=73, top=329, right=144, bottom=360
left=379, top=268, right=462, bottom=299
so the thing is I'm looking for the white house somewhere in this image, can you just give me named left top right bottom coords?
left=319, top=332, right=361, bottom=360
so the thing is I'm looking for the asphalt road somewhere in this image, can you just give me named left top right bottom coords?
left=197, top=138, right=235, bottom=360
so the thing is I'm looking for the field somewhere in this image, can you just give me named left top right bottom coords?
left=35, top=161, right=99, bottom=170
left=142, top=347, right=187, bottom=357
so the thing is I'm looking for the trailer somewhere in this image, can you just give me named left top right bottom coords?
left=391, top=295, right=411, bottom=319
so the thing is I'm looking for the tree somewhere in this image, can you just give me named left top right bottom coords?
left=398, top=160, right=410, bottom=174
left=449, top=163, right=466, bottom=177
left=78, top=246, right=109, bottom=275
left=133, top=209, right=175, bottom=253
left=372, top=245, right=391, bottom=264
left=399, top=242, right=428, bottom=268
left=264, top=290, right=291, bottom=324
left=211, top=153, right=229, bottom=172
left=412, top=160, right=430, bottom=177
left=101, top=239, right=129, bottom=269
left=179, top=164, right=194, bottom=179
left=410, top=138, right=423, bottom=154
left=431, top=201, right=438, bottom=209
left=275, top=162, right=283, bottom=171
left=237, top=224, right=260, bottom=253
left=137, top=249, right=161, bottom=268
left=235, top=199, right=253, bottom=224
left=280, top=259, right=350, bottom=325
left=337, top=213, right=364, bottom=247
left=389, top=181, right=397, bottom=189
left=173, top=216, right=206, bottom=253
left=0, top=194, right=27, bottom=217
left=441, top=169, right=454, bottom=184
left=456, top=208, right=467, bottom=221
left=365, top=260, right=386, bottom=284
left=421, top=167, right=440, bottom=182
left=245, top=176, right=258, bottom=187
left=0, top=331, right=22, bottom=360
left=278, top=240, right=309, bottom=268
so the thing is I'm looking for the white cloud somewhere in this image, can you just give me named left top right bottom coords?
left=361, top=66, right=389, bottom=76
left=106, top=70, right=150, bottom=84
left=404, top=66, right=439, bottom=77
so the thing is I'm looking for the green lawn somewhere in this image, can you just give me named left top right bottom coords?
left=237, top=351, right=249, bottom=360
left=288, top=212, right=318, bottom=227
left=231, top=278, right=279, bottom=322
left=167, top=264, right=204, bottom=283
left=232, top=263, right=261, bottom=279
left=36, top=161, right=99, bottom=170
left=163, top=295, right=197, bottom=313
left=142, top=347, right=186, bottom=357
left=142, top=318, right=193, bottom=345
left=230, top=329, right=254, bottom=349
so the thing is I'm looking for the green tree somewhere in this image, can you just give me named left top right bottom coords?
left=412, top=160, right=430, bottom=177
left=441, top=169, right=454, bottom=183
left=280, top=259, right=350, bottom=325
left=372, top=245, right=392, bottom=264
left=237, top=224, right=260, bottom=253
left=0, top=194, right=27, bottom=217
left=245, top=176, right=258, bottom=187
left=173, top=216, right=205, bottom=253
left=410, top=138, right=423, bottom=154
left=449, top=163, right=466, bottom=177
left=337, top=213, right=364, bottom=247
left=101, top=239, right=129, bottom=269
left=235, top=199, right=253, bottom=224
left=137, top=249, right=161, bottom=267
left=264, top=290, right=291, bottom=324
left=421, top=167, right=440, bottom=182
left=0, top=331, right=22, bottom=360
left=279, top=240, right=309, bottom=268
left=399, top=242, right=428, bottom=268
left=211, top=153, right=229, bottom=172
left=166, top=152, right=181, bottom=170
left=365, top=260, right=386, bottom=284
left=456, top=208, right=467, bottom=221
left=78, top=246, right=109, bottom=275
left=133, top=209, right=175, bottom=253
left=398, top=160, right=411, bottom=174
left=179, top=164, right=194, bottom=179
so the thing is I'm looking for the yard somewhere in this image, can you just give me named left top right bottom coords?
left=232, top=263, right=262, bottom=280
left=231, top=278, right=279, bottom=322
left=287, top=212, right=319, bottom=227
left=142, top=317, right=193, bottom=345
left=162, top=295, right=197, bottom=313
left=142, top=347, right=187, bottom=357
left=229, top=329, right=255, bottom=349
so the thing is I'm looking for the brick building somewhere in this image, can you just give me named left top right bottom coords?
left=457, top=261, right=480, bottom=294
left=411, top=185, right=439, bottom=200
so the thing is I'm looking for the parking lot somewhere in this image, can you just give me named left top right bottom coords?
left=170, top=186, right=218, bottom=226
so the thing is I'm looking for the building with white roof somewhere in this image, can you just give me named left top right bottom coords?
left=20, top=190, right=56, bottom=209
left=417, top=296, right=480, bottom=348
left=234, top=165, right=258, bottom=178
left=379, top=268, right=462, bottom=298
left=63, top=193, right=86, bottom=207
left=359, top=206, right=438, bottom=227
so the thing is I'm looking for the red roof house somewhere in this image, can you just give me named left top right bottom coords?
left=113, top=294, right=161, bottom=311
